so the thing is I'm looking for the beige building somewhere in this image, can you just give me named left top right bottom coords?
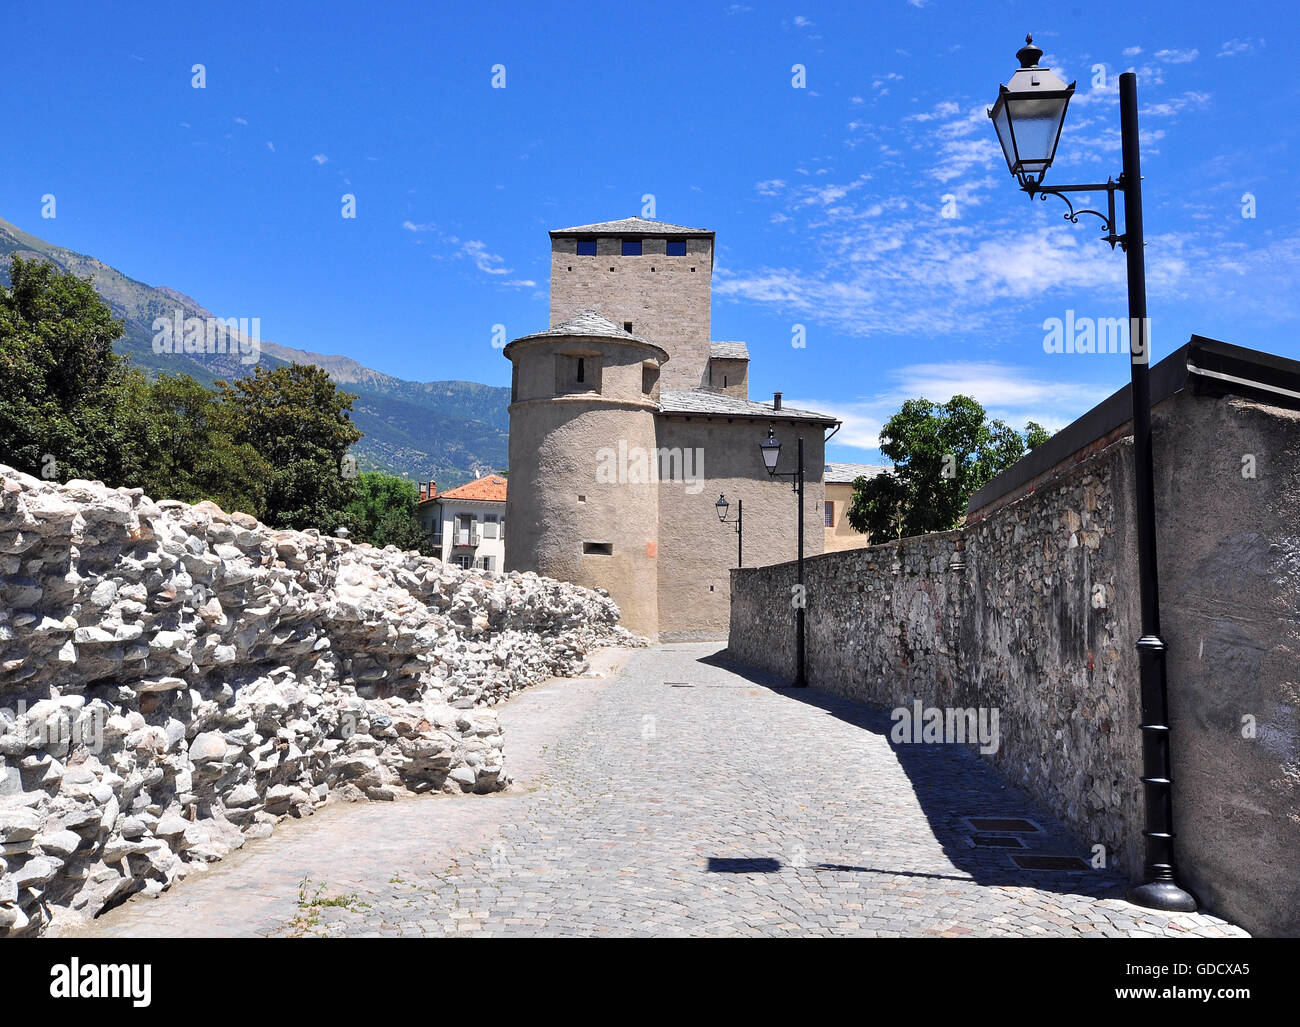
left=823, top=462, right=890, bottom=552
left=503, top=216, right=840, bottom=640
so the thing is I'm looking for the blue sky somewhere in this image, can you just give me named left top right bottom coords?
left=3, top=1, right=1294, bottom=462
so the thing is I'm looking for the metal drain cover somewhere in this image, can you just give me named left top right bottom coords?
left=971, top=834, right=1025, bottom=849
left=1012, top=854, right=1090, bottom=872
left=965, top=817, right=1041, bottom=834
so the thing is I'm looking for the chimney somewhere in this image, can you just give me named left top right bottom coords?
left=419, top=483, right=427, bottom=500
left=773, top=391, right=783, bottom=411
left=429, top=480, right=436, bottom=498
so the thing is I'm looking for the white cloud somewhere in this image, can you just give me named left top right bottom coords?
left=233, top=116, right=247, bottom=125
left=720, top=73, right=1300, bottom=387
left=311, top=153, right=329, bottom=165
left=460, top=239, right=511, bottom=275
left=788, top=362, right=1105, bottom=452
left=1122, top=46, right=1143, bottom=57
left=1154, top=48, right=1199, bottom=63
left=266, top=141, right=275, bottom=152
left=1141, top=91, right=1210, bottom=118
left=403, top=221, right=532, bottom=288
left=1217, top=38, right=1260, bottom=58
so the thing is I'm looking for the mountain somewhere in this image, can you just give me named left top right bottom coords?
left=0, top=217, right=509, bottom=488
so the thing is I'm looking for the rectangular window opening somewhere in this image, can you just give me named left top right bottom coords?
left=621, top=239, right=642, bottom=256
left=576, top=238, right=597, bottom=256
left=666, top=240, right=687, bottom=256
left=583, top=541, right=614, bottom=556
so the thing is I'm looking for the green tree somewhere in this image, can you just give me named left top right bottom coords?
left=0, top=256, right=136, bottom=482
left=848, top=395, right=1045, bottom=540
left=133, top=373, right=272, bottom=517
left=218, top=363, right=362, bottom=531
left=343, top=471, right=431, bottom=552
left=1025, top=420, right=1054, bottom=450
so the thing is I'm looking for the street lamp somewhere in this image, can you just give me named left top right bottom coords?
left=715, top=493, right=743, bottom=567
left=988, top=35, right=1075, bottom=192
left=989, top=34, right=1197, bottom=913
left=758, top=425, right=806, bottom=688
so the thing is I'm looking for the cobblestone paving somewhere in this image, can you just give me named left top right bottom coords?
left=73, top=644, right=1246, bottom=938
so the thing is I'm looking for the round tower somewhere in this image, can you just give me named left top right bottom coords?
left=503, top=311, right=666, bottom=637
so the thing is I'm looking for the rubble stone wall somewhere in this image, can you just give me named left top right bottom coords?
left=730, top=392, right=1300, bottom=937
left=0, top=465, right=638, bottom=936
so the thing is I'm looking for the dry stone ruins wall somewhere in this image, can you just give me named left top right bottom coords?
left=0, top=464, right=639, bottom=937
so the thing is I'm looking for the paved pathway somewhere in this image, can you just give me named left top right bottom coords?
left=69, top=644, right=1246, bottom=938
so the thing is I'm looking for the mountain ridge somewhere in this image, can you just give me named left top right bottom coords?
left=0, top=217, right=509, bottom=487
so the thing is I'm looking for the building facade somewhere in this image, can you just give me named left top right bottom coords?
left=417, top=474, right=507, bottom=571
left=823, top=462, right=890, bottom=552
left=503, top=216, right=840, bottom=640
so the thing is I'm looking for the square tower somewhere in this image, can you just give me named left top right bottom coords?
left=549, top=216, right=714, bottom=390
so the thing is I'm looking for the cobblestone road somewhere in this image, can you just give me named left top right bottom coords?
left=72, top=643, right=1246, bottom=938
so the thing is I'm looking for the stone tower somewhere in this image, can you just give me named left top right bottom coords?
left=548, top=217, right=714, bottom=391
left=502, top=311, right=667, bottom=636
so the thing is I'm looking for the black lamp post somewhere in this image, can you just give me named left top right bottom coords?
left=758, top=425, right=806, bottom=688
left=989, top=34, right=1196, bottom=913
left=715, top=493, right=743, bottom=567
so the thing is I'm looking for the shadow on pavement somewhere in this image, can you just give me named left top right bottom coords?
left=695, top=646, right=1129, bottom=904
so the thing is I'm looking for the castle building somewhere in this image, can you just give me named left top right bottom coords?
left=503, top=217, right=839, bottom=640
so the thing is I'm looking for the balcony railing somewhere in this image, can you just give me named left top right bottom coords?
left=452, top=530, right=480, bottom=547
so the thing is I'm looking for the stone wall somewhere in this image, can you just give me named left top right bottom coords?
left=655, top=416, right=826, bottom=643
left=729, top=390, right=1300, bottom=937
left=0, top=465, right=639, bottom=937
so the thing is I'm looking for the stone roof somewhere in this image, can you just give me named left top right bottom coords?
left=434, top=474, right=508, bottom=503
left=658, top=390, right=839, bottom=424
left=710, top=341, right=750, bottom=361
left=824, top=462, right=891, bottom=484
left=508, top=310, right=650, bottom=345
left=550, top=216, right=713, bottom=237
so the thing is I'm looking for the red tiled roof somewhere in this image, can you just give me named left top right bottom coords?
left=433, top=474, right=507, bottom=503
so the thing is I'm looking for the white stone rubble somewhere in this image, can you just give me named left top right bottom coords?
left=0, top=464, right=641, bottom=935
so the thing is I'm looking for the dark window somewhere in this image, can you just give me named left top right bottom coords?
left=825, top=501, right=835, bottom=527
left=557, top=353, right=599, bottom=394
left=623, top=321, right=633, bottom=333
left=576, top=238, right=597, bottom=255
left=621, top=238, right=642, bottom=256
left=666, top=240, right=687, bottom=256
left=583, top=542, right=613, bottom=556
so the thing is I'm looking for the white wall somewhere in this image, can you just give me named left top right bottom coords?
left=422, top=500, right=506, bottom=571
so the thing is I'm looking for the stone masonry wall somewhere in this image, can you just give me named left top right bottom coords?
left=549, top=235, right=713, bottom=391
left=730, top=391, right=1300, bottom=936
left=0, top=465, right=639, bottom=937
